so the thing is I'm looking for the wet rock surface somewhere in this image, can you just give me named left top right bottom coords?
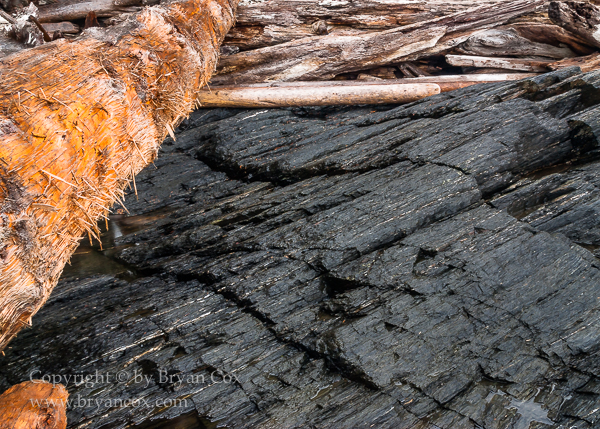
left=3, top=68, right=600, bottom=428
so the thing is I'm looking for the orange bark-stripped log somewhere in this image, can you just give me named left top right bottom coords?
left=0, top=381, right=68, bottom=428
left=198, top=82, right=441, bottom=107
left=0, top=0, right=238, bottom=351
left=197, top=74, right=538, bottom=107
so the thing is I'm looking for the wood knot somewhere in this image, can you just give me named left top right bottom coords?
left=311, top=20, right=328, bottom=35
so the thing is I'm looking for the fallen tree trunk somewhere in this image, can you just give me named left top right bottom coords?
left=197, top=73, right=538, bottom=107
left=0, top=0, right=237, bottom=351
left=211, top=0, right=546, bottom=84
left=0, top=381, right=68, bottom=429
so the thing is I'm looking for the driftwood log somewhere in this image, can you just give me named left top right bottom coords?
left=0, top=0, right=237, bottom=351
left=197, top=74, right=538, bottom=107
left=456, top=28, right=576, bottom=59
left=31, top=0, right=525, bottom=46
left=0, top=381, right=68, bottom=429
left=198, top=82, right=441, bottom=107
left=7, top=0, right=600, bottom=84
left=227, top=0, right=514, bottom=49
left=211, top=0, right=546, bottom=84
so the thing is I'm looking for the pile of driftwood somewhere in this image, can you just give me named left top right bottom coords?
left=3, top=0, right=600, bottom=106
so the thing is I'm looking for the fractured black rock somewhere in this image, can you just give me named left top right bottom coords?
left=2, top=68, right=600, bottom=428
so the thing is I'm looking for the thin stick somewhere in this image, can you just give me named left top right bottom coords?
left=28, top=16, right=52, bottom=43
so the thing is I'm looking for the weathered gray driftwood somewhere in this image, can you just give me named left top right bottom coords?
left=212, top=0, right=546, bottom=84
left=456, top=28, right=576, bottom=58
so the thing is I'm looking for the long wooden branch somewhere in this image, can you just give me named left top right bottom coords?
left=211, top=0, right=546, bottom=85
left=198, top=74, right=538, bottom=107
left=199, top=82, right=442, bottom=107
left=456, top=28, right=576, bottom=59
left=0, top=0, right=238, bottom=351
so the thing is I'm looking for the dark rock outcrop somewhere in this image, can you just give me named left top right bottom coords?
left=3, top=68, right=600, bottom=428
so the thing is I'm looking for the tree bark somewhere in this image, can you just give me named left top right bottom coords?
left=0, top=381, right=68, bottom=429
left=0, top=0, right=237, bottom=351
left=212, top=0, right=547, bottom=85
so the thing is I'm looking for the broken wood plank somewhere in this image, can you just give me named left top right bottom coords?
left=212, top=0, right=546, bottom=84
left=0, top=0, right=238, bottom=351
left=549, top=0, right=600, bottom=48
left=198, top=82, right=441, bottom=107
left=0, top=381, right=68, bottom=429
left=446, top=54, right=551, bottom=72
left=457, top=28, right=576, bottom=58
